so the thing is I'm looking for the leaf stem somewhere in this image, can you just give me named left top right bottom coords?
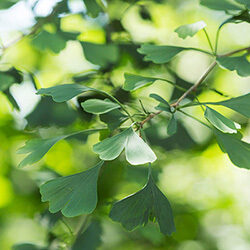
left=203, top=28, right=214, bottom=54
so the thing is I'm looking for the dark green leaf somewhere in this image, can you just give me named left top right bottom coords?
left=81, top=98, right=120, bottom=114
left=149, top=93, right=171, bottom=112
left=200, top=0, right=244, bottom=11
left=167, top=115, right=177, bottom=136
left=110, top=173, right=176, bottom=235
left=208, top=93, right=250, bottom=118
left=81, top=42, right=119, bottom=67
left=204, top=106, right=240, bottom=133
left=137, top=44, right=186, bottom=64
left=93, top=127, right=157, bottom=165
left=217, top=55, right=250, bottom=77
left=83, top=0, right=102, bottom=17
left=12, top=243, right=46, bottom=250
left=40, top=161, right=103, bottom=217
left=235, top=0, right=250, bottom=9
left=123, top=73, right=157, bottom=91
left=72, top=221, right=102, bottom=250
left=0, top=74, right=15, bottom=91
left=175, top=21, right=207, bottom=39
left=215, top=130, right=250, bottom=169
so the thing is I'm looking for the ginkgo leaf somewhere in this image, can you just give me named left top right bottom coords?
left=200, top=0, right=244, bottom=11
left=93, top=127, right=157, bottom=165
left=83, top=0, right=102, bottom=17
left=235, top=0, right=250, bottom=8
left=207, top=93, right=250, bottom=118
left=123, top=73, right=157, bottom=91
left=81, top=99, right=120, bottom=114
left=109, top=173, right=176, bottom=235
left=40, top=161, right=103, bottom=217
left=149, top=93, right=171, bottom=112
left=175, top=21, right=207, bottom=39
left=214, top=130, right=250, bottom=169
left=167, top=115, right=177, bottom=136
left=204, top=106, right=240, bottom=133
left=37, top=84, right=93, bottom=102
left=137, top=44, right=186, bottom=64
left=217, top=55, right=250, bottom=77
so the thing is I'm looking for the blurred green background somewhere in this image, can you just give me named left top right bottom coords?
left=0, top=0, right=250, bottom=249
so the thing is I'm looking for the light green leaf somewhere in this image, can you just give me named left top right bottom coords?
left=72, top=221, right=102, bottom=250
left=207, top=93, right=250, bottom=118
left=149, top=93, right=171, bottom=112
left=83, top=0, right=102, bottom=17
left=123, top=73, right=157, bottom=91
left=175, top=21, right=207, bottom=39
left=37, top=84, right=92, bottom=102
left=217, top=55, right=250, bottom=77
left=109, top=173, right=176, bottom=235
left=200, top=0, right=244, bottom=11
left=40, top=161, right=103, bottom=217
left=137, top=44, right=186, bottom=64
left=81, top=42, right=119, bottom=67
left=215, top=130, right=250, bottom=169
left=81, top=99, right=120, bottom=114
left=204, top=106, right=240, bottom=133
left=167, top=115, right=177, bottom=136
left=93, top=127, right=157, bottom=165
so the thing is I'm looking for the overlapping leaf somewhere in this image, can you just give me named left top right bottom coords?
left=149, top=93, right=171, bottom=112
left=217, top=55, right=250, bottom=77
left=40, top=161, right=103, bottom=217
left=204, top=106, right=240, bottom=133
left=137, top=44, right=186, bottom=64
left=110, top=173, right=176, bottom=235
left=215, top=130, right=250, bottom=169
left=81, top=99, right=120, bottom=114
left=175, top=21, right=207, bottom=39
left=93, top=127, right=157, bottom=165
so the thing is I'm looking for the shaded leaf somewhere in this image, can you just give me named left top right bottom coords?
left=200, top=0, right=244, bottom=11
left=12, top=243, right=46, bottom=250
left=149, top=93, right=171, bottom=112
left=215, top=130, right=250, bottom=169
left=167, top=115, right=177, bottom=136
left=81, top=42, right=119, bottom=67
left=110, top=173, right=176, bottom=235
left=204, top=106, right=240, bottom=133
left=175, top=21, right=207, bottom=39
left=83, top=0, right=102, bottom=17
left=123, top=73, right=157, bottom=91
left=217, top=55, right=250, bottom=77
left=235, top=0, right=250, bottom=8
left=81, top=98, right=120, bottom=114
left=137, top=44, right=186, bottom=64
left=93, top=127, right=157, bottom=165
left=72, top=220, right=102, bottom=250
left=0, top=74, right=15, bottom=91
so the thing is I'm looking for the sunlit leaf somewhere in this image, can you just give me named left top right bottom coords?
left=204, top=106, right=240, bottom=133
left=40, top=161, right=103, bottom=217
left=81, top=99, right=120, bottom=114
left=110, top=173, right=176, bottom=235
left=200, top=0, right=244, bottom=11
left=167, top=115, right=177, bottom=136
left=123, top=73, right=157, bottom=91
left=215, top=130, right=250, bottom=169
left=149, top=93, right=171, bottom=112
left=207, top=93, right=250, bottom=118
left=137, top=44, right=186, bottom=63
left=217, top=55, right=250, bottom=77
left=175, top=21, right=207, bottom=39
left=81, top=42, right=119, bottom=67
left=93, top=127, right=157, bottom=165
left=83, top=0, right=102, bottom=17
left=72, top=220, right=102, bottom=250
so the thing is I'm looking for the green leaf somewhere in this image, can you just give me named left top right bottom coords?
left=208, top=93, right=250, bottom=118
left=217, top=55, right=250, bottom=77
left=12, top=243, right=46, bottom=250
left=235, top=0, right=250, bottom=9
left=83, top=0, right=102, bottom=17
left=72, top=221, right=102, bottom=250
left=40, top=161, right=103, bottom=217
left=0, top=0, right=18, bottom=9
left=204, top=106, right=240, bottom=133
left=93, top=127, right=157, bottom=165
left=215, top=130, right=250, bottom=169
left=149, top=93, right=171, bottom=112
left=81, top=42, right=119, bottom=67
left=109, top=173, right=176, bottom=235
left=81, top=98, right=120, bottom=114
left=37, top=84, right=92, bottom=102
left=123, top=73, right=157, bottom=91
left=137, top=44, right=186, bottom=64
left=200, top=0, right=244, bottom=11
left=175, top=21, right=207, bottom=39
left=167, top=115, right=177, bottom=136
left=0, top=74, right=15, bottom=91
left=100, top=109, right=128, bottom=130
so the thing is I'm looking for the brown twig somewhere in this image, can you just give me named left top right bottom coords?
left=218, top=46, right=250, bottom=57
